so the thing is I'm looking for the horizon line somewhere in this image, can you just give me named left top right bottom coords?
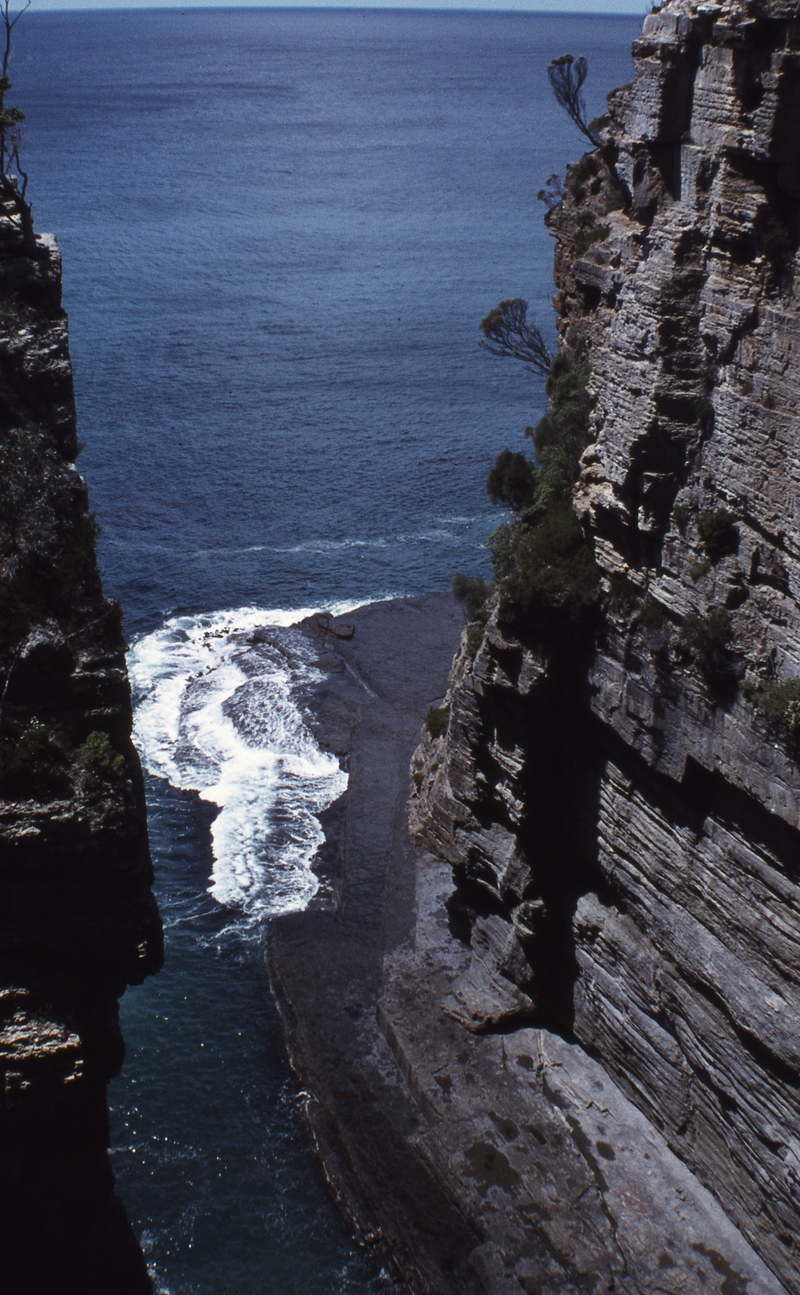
left=29, top=2, right=650, bottom=14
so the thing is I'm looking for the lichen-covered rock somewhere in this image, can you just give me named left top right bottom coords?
left=0, top=191, right=161, bottom=1291
left=413, top=1, right=800, bottom=1288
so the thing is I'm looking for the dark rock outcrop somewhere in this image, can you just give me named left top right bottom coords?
left=0, top=191, right=162, bottom=1292
left=411, top=1, right=800, bottom=1290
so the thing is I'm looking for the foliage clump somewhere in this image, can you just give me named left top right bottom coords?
left=499, top=504, right=599, bottom=610
left=574, top=223, right=610, bottom=258
left=674, top=607, right=735, bottom=685
left=78, top=730, right=124, bottom=780
left=638, top=600, right=667, bottom=630
left=485, top=451, right=537, bottom=513
left=485, top=354, right=598, bottom=613
left=424, top=706, right=450, bottom=740
left=697, top=508, right=739, bottom=562
left=451, top=572, right=492, bottom=618
left=0, top=720, right=64, bottom=797
left=748, top=678, right=800, bottom=743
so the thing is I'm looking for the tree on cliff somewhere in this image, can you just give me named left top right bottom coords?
left=547, top=55, right=600, bottom=149
left=479, top=299, right=552, bottom=374
left=546, top=53, right=626, bottom=195
left=0, top=0, right=35, bottom=257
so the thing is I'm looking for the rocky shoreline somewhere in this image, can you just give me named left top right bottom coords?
left=269, top=594, right=785, bottom=1295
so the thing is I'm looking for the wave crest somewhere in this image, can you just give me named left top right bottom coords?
left=128, top=606, right=357, bottom=920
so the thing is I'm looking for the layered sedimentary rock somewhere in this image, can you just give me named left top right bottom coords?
left=413, top=1, right=800, bottom=1289
left=0, top=191, right=162, bottom=1292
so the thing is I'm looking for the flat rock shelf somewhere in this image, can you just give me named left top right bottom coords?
left=267, top=594, right=785, bottom=1295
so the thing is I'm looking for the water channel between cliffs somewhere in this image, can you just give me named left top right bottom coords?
left=16, top=9, right=641, bottom=1287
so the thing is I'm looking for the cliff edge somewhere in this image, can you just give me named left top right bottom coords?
left=0, top=192, right=162, bottom=1291
left=412, top=0, right=800, bottom=1290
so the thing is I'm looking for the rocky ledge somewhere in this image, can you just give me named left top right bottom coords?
left=0, top=194, right=162, bottom=1292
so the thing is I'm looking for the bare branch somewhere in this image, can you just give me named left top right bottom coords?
left=479, top=299, right=552, bottom=375
left=547, top=54, right=600, bottom=149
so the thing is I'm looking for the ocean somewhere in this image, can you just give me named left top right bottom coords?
left=17, top=8, right=640, bottom=1291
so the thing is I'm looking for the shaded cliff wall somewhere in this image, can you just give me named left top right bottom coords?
left=0, top=190, right=162, bottom=1292
left=412, top=1, right=800, bottom=1289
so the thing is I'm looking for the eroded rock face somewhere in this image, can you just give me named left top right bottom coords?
left=0, top=192, right=161, bottom=1291
left=413, top=2, right=800, bottom=1288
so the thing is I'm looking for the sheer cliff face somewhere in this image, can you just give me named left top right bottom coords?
left=0, top=192, right=162, bottom=1291
left=413, top=1, right=800, bottom=1289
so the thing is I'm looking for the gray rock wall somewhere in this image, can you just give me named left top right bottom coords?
left=412, top=1, right=800, bottom=1288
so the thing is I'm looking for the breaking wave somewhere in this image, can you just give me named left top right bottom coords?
left=128, top=605, right=360, bottom=921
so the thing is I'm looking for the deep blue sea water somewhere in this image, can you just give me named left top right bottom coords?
left=16, top=9, right=640, bottom=1292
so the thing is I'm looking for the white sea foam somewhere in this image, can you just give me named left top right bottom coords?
left=129, top=604, right=362, bottom=921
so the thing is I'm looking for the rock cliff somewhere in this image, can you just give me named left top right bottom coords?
left=412, top=1, right=800, bottom=1289
left=0, top=190, right=162, bottom=1292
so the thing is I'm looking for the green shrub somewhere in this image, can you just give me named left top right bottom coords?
left=452, top=573, right=492, bottom=619
left=78, top=730, right=124, bottom=780
left=485, top=451, right=536, bottom=512
left=424, top=706, right=450, bottom=740
left=501, top=504, right=599, bottom=610
left=674, top=607, right=734, bottom=684
left=411, top=770, right=423, bottom=789
left=639, top=600, right=666, bottom=630
left=0, top=721, right=62, bottom=795
left=574, top=224, right=610, bottom=257
left=524, top=355, right=593, bottom=514
left=486, top=355, right=598, bottom=615
left=756, top=678, right=800, bottom=737
left=697, top=508, right=739, bottom=562
left=487, top=519, right=523, bottom=583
